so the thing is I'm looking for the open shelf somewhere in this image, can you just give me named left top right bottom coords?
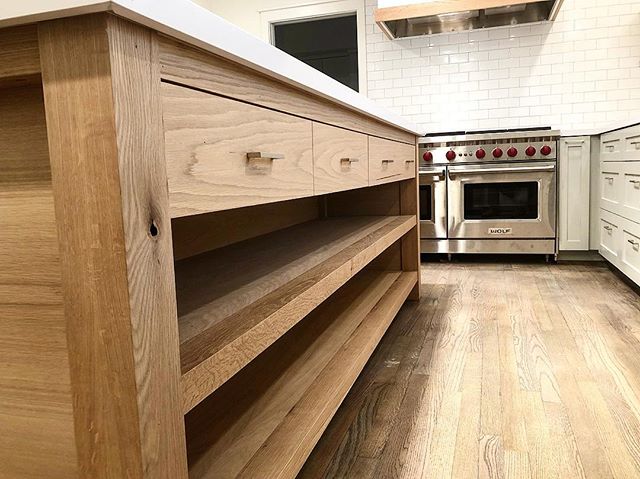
left=176, top=215, right=415, bottom=412
left=184, top=268, right=417, bottom=479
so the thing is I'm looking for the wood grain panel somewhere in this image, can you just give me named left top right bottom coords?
left=39, top=14, right=187, bottom=478
left=374, top=0, right=539, bottom=22
left=0, top=84, right=78, bottom=479
left=106, top=17, right=188, bottom=478
left=185, top=270, right=416, bottom=479
left=369, top=136, right=416, bottom=186
left=158, top=36, right=415, bottom=144
left=162, top=82, right=314, bottom=217
left=0, top=24, right=40, bottom=82
left=313, top=122, right=368, bottom=195
left=179, top=215, right=415, bottom=412
left=171, top=197, right=320, bottom=260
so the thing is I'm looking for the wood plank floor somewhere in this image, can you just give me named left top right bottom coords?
left=299, top=261, right=640, bottom=479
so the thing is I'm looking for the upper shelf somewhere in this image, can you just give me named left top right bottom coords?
left=176, top=214, right=416, bottom=413
left=374, top=0, right=564, bottom=40
left=0, top=0, right=421, bottom=135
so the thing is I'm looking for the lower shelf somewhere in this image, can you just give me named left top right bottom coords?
left=184, top=269, right=417, bottom=479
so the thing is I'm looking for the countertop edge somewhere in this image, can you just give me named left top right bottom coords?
left=0, top=0, right=422, bottom=136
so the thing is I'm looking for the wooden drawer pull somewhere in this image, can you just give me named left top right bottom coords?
left=630, top=180, right=640, bottom=188
left=246, top=152, right=285, bottom=161
left=604, top=225, right=613, bottom=232
left=604, top=176, right=614, bottom=181
left=628, top=239, right=639, bottom=247
left=605, top=145, right=615, bottom=152
left=340, top=157, right=360, bottom=164
left=405, top=159, right=415, bottom=163
left=381, top=159, right=395, bottom=164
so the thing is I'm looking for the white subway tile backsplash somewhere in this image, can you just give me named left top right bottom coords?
left=365, top=0, right=640, bottom=132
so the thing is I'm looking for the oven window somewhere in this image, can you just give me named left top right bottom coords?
left=419, top=184, right=432, bottom=221
left=464, top=182, right=538, bottom=220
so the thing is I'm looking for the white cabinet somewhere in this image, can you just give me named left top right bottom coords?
left=599, top=122, right=640, bottom=288
left=559, top=137, right=591, bottom=251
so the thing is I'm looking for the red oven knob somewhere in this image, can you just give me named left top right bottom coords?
left=507, top=147, right=518, bottom=157
left=525, top=146, right=537, bottom=156
left=423, top=151, right=433, bottom=162
left=492, top=147, right=503, bottom=158
left=541, top=145, right=552, bottom=156
left=476, top=148, right=486, bottom=159
left=446, top=150, right=457, bottom=161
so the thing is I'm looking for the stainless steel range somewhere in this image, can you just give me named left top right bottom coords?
left=419, top=128, right=560, bottom=257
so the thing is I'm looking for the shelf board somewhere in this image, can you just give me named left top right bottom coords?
left=177, top=215, right=415, bottom=412
left=185, top=269, right=417, bottom=479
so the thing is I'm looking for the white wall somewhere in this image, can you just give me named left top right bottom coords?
left=208, top=0, right=338, bottom=37
left=366, top=0, right=640, bottom=133
left=205, top=0, right=640, bottom=134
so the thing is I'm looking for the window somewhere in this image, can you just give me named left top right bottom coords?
left=260, top=0, right=367, bottom=94
left=273, top=15, right=359, bottom=91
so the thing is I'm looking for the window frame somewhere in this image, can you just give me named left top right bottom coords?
left=259, top=0, right=367, bottom=95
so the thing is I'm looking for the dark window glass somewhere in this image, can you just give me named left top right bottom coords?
left=464, top=182, right=538, bottom=220
left=274, top=15, right=358, bottom=91
left=419, top=184, right=432, bottom=221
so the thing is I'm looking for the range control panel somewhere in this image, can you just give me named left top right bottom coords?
left=419, top=140, right=558, bottom=166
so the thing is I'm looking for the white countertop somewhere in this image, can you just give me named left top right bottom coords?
left=0, top=0, right=421, bottom=136
left=559, top=116, right=640, bottom=137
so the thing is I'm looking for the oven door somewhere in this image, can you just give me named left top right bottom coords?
left=447, top=162, right=556, bottom=239
left=419, top=167, right=447, bottom=239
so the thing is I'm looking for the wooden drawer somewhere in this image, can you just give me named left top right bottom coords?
left=313, top=123, right=368, bottom=195
left=368, top=137, right=416, bottom=186
left=162, top=82, right=313, bottom=217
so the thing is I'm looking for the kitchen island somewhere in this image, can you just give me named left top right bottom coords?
left=0, top=1, right=421, bottom=478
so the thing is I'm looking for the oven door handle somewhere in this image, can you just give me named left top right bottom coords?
left=419, top=168, right=447, bottom=181
left=448, top=165, right=556, bottom=178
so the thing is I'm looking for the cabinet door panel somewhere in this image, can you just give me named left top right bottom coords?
left=559, top=137, right=590, bottom=250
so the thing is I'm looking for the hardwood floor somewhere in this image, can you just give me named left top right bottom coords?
left=299, top=261, right=640, bottom=479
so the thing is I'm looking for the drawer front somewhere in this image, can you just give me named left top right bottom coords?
left=600, top=165, right=622, bottom=212
left=599, top=210, right=621, bottom=262
left=313, top=123, right=368, bottom=195
left=368, top=137, right=416, bottom=186
left=162, top=83, right=313, bottom=217
left=622, top=225, right=640, bottom=282
left=601, top=123, right=640, bottom=161
left=601, top=131, right=623, bottom=161
left=624, top=124, right=640, bottom=159
left=623, top=168, right=640, bottom=222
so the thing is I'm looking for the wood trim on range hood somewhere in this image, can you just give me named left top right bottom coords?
left=374, top=0, right=564, bottom=39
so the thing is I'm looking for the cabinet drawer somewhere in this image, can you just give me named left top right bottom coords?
left=600, top=166, right=622, bottom=212
left=162, top=83, right=313, bottom=217
left=600, top=161, right=640, bottom=223
left=599, top=210, right=621, bottom=262
left=313, top=123, right=368, bottom=195
left=601, top=123, right=640, bottom=161
left=624, top=169, right=640, bottom=221
left=624, top=124, right=640, bottom=158
left=622, top=226, right=640, bottom=281
left=368, top=137, right=416, bottom=186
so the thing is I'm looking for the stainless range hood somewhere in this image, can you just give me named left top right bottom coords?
left=374, top=0, right=564, bottom=39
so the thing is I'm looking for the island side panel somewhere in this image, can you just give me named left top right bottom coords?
left=38, top=13, right=187, bottom=478
left=400, top=142, right=420, bottom=300
left=0, top=82, right=79, bottom=478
